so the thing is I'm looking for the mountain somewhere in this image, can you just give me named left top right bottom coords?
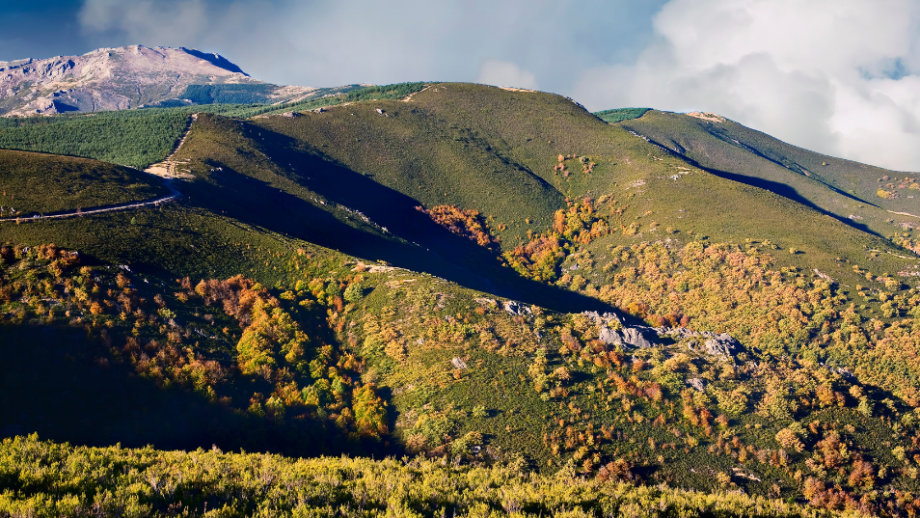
left=2, top=49, right=920, bottom=516
left=0, top=45, right=319, bottom=116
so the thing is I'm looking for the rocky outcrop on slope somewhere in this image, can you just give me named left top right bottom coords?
left=583, top=311, right=740, bottom=360
left=0, top=45, right=314, bottom=116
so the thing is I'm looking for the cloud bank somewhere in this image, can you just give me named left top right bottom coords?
left=573, top=0, right=920, bottom=171
left=74, top=0, right=920, bottom=171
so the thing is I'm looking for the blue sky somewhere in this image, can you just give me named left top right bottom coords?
left=2, top=0, right=920, bottom=171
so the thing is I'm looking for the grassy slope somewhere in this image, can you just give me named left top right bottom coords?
left=0, top=150, right=169, bottom=216
left=619, top=110, right=920, bottom=237
left=169, top=112, right=606, bottom=314
left=0, top=83, right=429, bottom=169
left=3, top=85, right=920, bottom=514
left=254, top=84, right=914, bottom=289
left=253, top=85, right=567, bottom=246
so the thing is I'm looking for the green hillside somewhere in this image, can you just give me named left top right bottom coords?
left=2, top=83, right=920, bottom=516
left=615, top=110, right=920, bottom=238
left=0, top=83, right=428, bottom=169
left=0, top=150, right=169, bottom=217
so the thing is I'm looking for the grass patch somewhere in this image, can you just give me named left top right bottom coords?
left=0, top=150, right=169, bottom=216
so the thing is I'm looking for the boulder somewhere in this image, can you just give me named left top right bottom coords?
left=687, top=378, right=706, bottom=392
left=598, top=326, right=621, bottom=345
left=622, top=327, right=656, bottom=348
left=451, top=357, right=468, bottom=370
left=703, top=334, right=739, bottom=358
left=503, top=300, right=531, bottom=316
left=599, top=326, right=656, bottom=348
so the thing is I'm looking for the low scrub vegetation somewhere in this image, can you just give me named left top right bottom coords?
left=0, top=434, right=853, bottom=518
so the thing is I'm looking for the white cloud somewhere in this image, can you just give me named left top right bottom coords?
left=573, top=0, right=920, bottom=171
left=476, top=59, right=538, bottom=89
left=78, top=0, right=210, bottom=45
left=75, top=0, right=666, bottom=92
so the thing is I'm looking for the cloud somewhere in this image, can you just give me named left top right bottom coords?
left=573, top=0, right=920, bottom=171
left=74, top=0, right=666, bottom=91
left=476, top=60, right=538, bottom=89
left=72, top=0, right=920, bottom=171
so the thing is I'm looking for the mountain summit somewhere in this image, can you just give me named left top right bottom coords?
left=0, top=45, right=314, bottom=116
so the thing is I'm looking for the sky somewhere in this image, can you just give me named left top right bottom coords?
left=1, top=0, right=919, bottom=171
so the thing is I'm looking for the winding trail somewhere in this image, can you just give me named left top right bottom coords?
left=0, top=114, right=197, bottom=223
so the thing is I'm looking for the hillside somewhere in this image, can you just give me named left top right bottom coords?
left=616, top=109, right=920, bottom=239
left=0, top=83, right=427, bottom=168
left=0, top=150, right=169, bottom=216
left=1, top=81, right=920, bottom=516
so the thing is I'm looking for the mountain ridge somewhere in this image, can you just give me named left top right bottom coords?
left=0, top=45, right=317, bottom=116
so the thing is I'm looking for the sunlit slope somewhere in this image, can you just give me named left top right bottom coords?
left=0, top=150, right=169, bottom=217
left=166, top=113, right=607, bottom=313
left=232, top=84, right=912, bottom=288
left=618, top=110, right=920, bottom=236
left=1, top=84, right=913, bottom=295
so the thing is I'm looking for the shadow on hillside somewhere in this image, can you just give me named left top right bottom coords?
left=701, top=126, right=878, bottom=207
left=637, top=134, right=882, bottom=238
left=182, top=130, right=613, bottom=315
left=0, top=324, right=385, bottom=457
left=704, top=167, right=881, bottom=237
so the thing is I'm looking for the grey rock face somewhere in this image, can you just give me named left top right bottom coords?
left=582, top=311, right=740, bottom=358
left=621, top=327, right=656, bottom=348
left=451, top=357, right=468, bottom=370
left=687, top=378, right=706, bottom=392
left=598, top=326, right=621, bottom=345
left=503, top=300, right=531, bottom=316
left=598, top=326, right=657, bottom=348
left=703, top=334, right=740, bottom=358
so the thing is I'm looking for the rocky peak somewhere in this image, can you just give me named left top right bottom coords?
left=0, top=45, right=310, bottom=116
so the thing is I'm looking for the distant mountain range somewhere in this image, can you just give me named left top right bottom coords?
left=0, top=45, right=321, bottom=116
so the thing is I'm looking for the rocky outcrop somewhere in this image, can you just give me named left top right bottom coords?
left=503, top=300, right=532, bottom=316
left=583, top=311, right=740, bottom=359
left=703, top=334, right=740, bottom=358
left=0, top=45, right=316, bottom=116
left=687, top=378, right=706, bottom=392
left=599, top=326, right=658, bottom=349
left=657, top=328, right=740, bottom=359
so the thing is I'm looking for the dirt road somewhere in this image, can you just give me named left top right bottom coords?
left=0, top=114, right=197, bottom=223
